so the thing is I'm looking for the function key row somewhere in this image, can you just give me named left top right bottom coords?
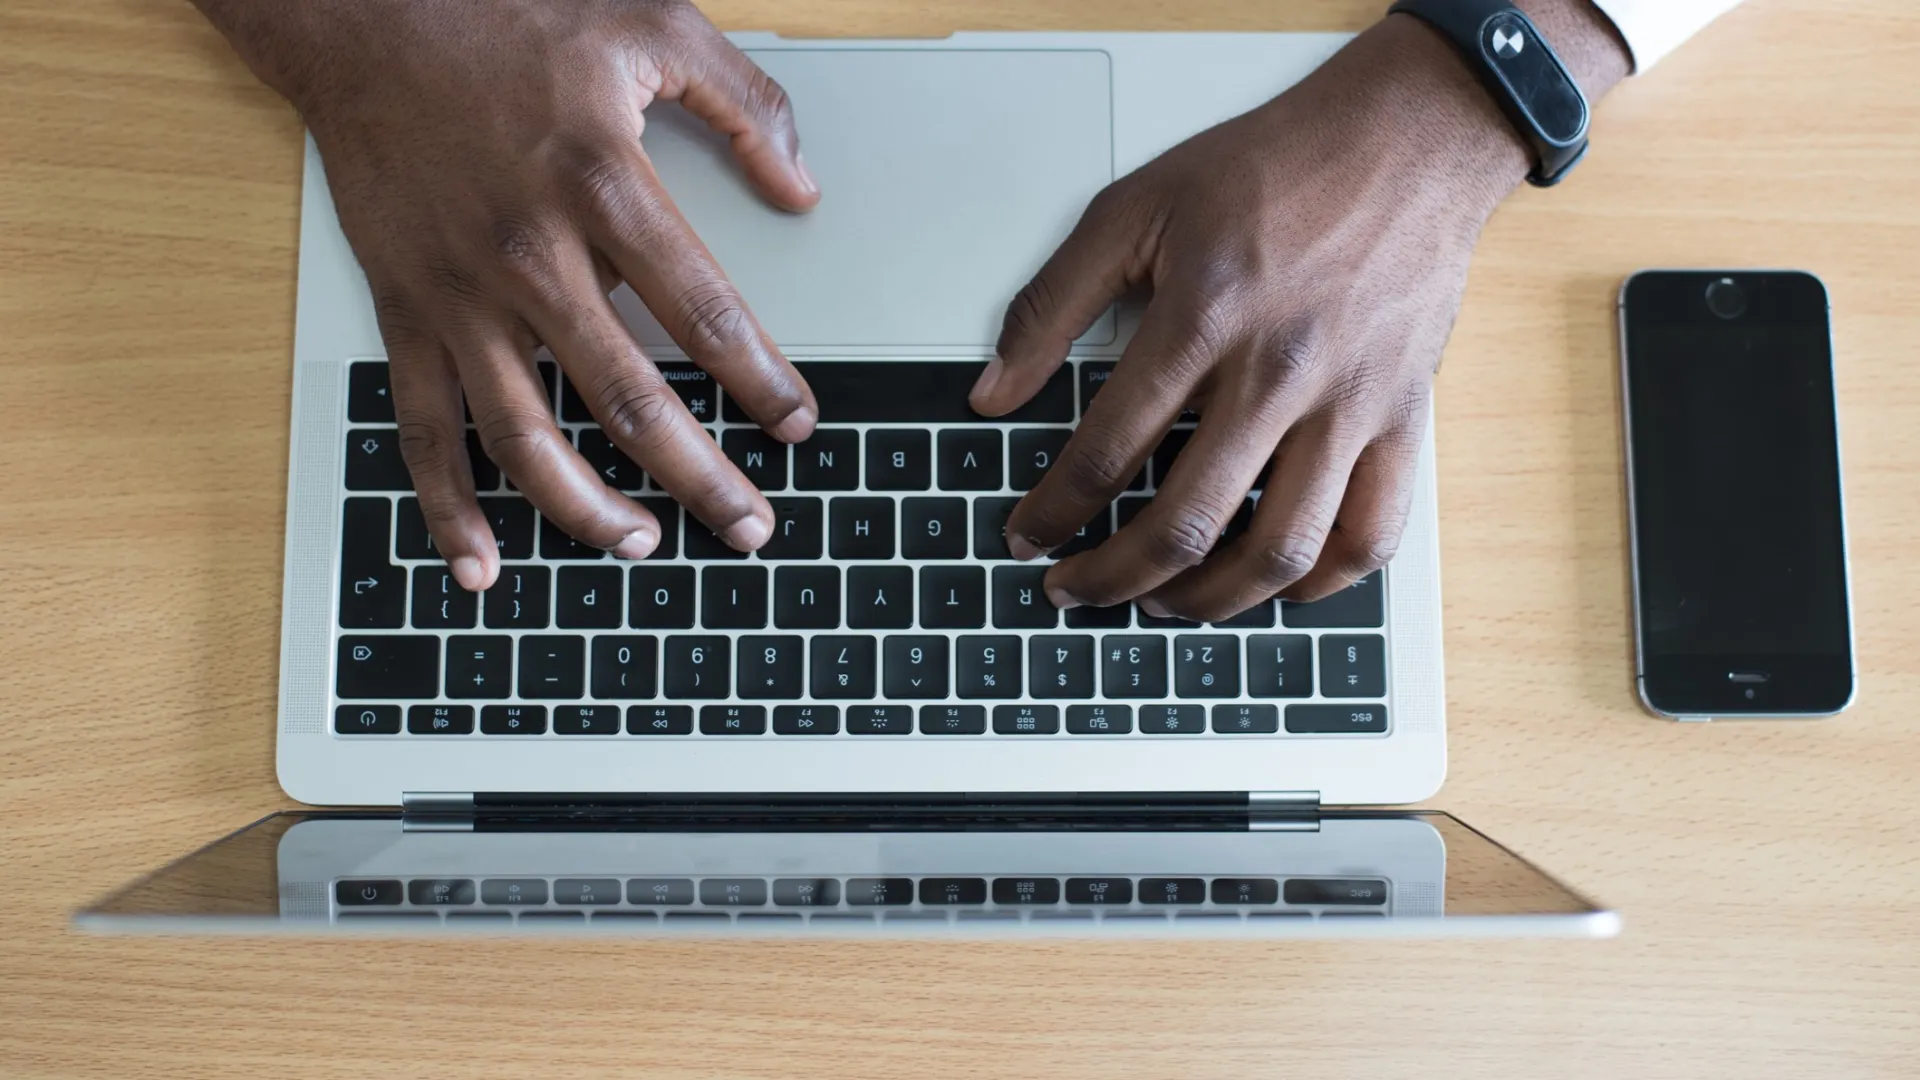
left=334, top=702, right=1389, bottom=736
left=337, top=875, right=1390, bottom=908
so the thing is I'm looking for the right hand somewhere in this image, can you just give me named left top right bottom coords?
left=199, top=0, right=821, bottom=588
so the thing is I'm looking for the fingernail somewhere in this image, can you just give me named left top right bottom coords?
left=723, top=513, right=773, bottom=552
left=769, top=405, right=816, bottom=444
left=795, top=151, right=819, bottom=196
left=450, top=555, right=486, bottom=592
left=1045, top=586, right=1084, bottom=611
left=1138, top=596, right=1172, bottom=618
left=970, top=356, right=1004, bottom=409
left=610, top=527, right=658, bottom=560
left=1006, top=533, right=1049, bottom=561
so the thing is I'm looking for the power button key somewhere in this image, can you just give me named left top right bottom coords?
left=336, top=879, right=403, bottom=906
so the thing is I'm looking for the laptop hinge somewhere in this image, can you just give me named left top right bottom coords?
left=402, top=792, right=476, bottom=832
left=1247, top=790, right=1321, bottom=832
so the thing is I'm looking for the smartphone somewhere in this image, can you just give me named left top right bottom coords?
left=1618, top=270, right=1854, bottom=719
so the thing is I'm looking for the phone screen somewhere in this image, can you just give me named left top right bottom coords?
left=1621, top=271, right=1852, bottom=715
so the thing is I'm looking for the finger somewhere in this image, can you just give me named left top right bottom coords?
left=379, top=313, right=497, bottom=591
left=1144, top=417, right=1365, bottom=621
left=1003, top=302, right=1214, bottom=560
left=663, top=17, right=819, bottom=211
left=450, top=318, right=664, bottom=559
left=512, top=260, right=775, bottom=552
left=1283, top=419, right=1423, bottom=602
left=1044, top=348, right=1303, bottom=611
left=579, top=148, right=817, bottom=443
left=973, top=184, right=1147, bottom=416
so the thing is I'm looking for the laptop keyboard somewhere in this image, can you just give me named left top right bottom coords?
left=333, top=359, right=1390, bottom=738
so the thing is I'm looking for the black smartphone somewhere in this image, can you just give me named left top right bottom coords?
left=1618, top=270, right=1854, bottom=719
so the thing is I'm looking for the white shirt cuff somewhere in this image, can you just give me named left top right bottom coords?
left=1590, top=0, right=1746, bottom=71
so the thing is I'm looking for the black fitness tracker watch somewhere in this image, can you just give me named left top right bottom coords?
left=1387, top=0, right=1591, bottom=186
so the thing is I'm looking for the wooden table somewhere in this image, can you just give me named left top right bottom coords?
left=3, top=0, right=1916, bottom=1075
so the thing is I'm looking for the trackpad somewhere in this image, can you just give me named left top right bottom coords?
left=619, top=48, right=1115, bottom=350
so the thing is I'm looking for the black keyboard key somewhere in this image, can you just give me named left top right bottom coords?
left=773, top=566, right=840, bottom=629
left=847, top=705, right=914, bottom=734
left=1028, top=636, right=1094, bottom=698
left=1139, top=878, right=1205, bottom=905
left=345, top=428, right=412, bottom=490
left=1140, top=704, right=1206, bottom=733
left=810, top=636, right=877, bottom=699
left=484, top=565, right=550, bottom=628
left=773, top=705, right=840, bottom=735
left=829, top=497, right=895, bottom=559
left=538, top=516, right=604, bottom=561
left=919, top=705, right=987, bottom=734
left=663, top=637, right=730, bottom=699
left=1320, top=634, right=1386, bottom=697
left=1078, top=361, right=1113, bottom=413
left=725, top=363, right=1071, bottom=425
left=992, top=704, right=1060, bottom=734
left=937, top=430, right=1002, bottom=491
left=555, top=704, right=621, bottom=734
left=412, top=567, right=478, bottom=629
left=845, top=877, right=915, bottom=906
left=657, top=363, right=717, bottom=421
left=445, top=634, right=512, bottom=699
left=1065, top=877, right=1133, bottom=905
left=700, top=705, right=767, bottom=735
left=991, top=565, right=1058, bottom=629
left=395, top=497, right=437, bottom=560
left=701, top=565, right=769, bottom=629
left=700, top=879, right=769, bottom=906
left=626, top=878, right=695, bottom=906
left=1065, top=704, right=1132, bottom=734
left=723, top=429, right=788, bottom=491
left=992, top=877, right=1061, bottom=905
left=481, top=878, right=550, bottom=905
left=1116, top=495, right=1152, bottom=528
left=955, top=636, right=1021, bottom=699
left=407, top=704, right=475, bottom=735
left=1149, top=428, right=1194, bottom=488
left=883, top=636, right=948, bottom=699
left=972, top=497, right=1019, bottom=560
left=408, top=878, right=476, bottom=905
left=865, top=430, right=931, bottom=491
left=536, top=360, right=559, bottom=410
left=1284, top=878, right=1388, bottom=906
left=337, top=635, right=439, bottom=699
left=629, top=565, right=695, bottom=629
left=628, top=704, right=695, bottom=735
left=479, top=497, right=535, bottom=559
left=736, top=635, right=804, bottom=699
left=1282, top=570, right=1385, bottom=628
left=335, top=704, right=401, bottom=734
left=919, top=878, right=987, bottom=905
left=480, top=704, right=547, bottom=735
left=1286, top=703, right=1388, bottom=734
left=793, top=428, right=859, bottom=490
left=847, top=566, right=913, bottom=629
left=556, top=566, right=622, bottom=628
left=1213, top=599, right=1276, bottom=628
left=1100, top=635, right=1167, bottom=698
left=554, top=878, right=623, bottom=905
left=465, top=429, right=502, bottom=491
left=337, top=879, right=403, bottom=906
left=1246, top=634, right=1312, bottom=698
left=1066, top=604, right=1131, bottom=629
left=591, top=635, right=657, bottom=699
left=918, top=566, right=986, bottom=629
left=347, top=361, right=394, bottom=422
left=772, top=879, right=841, bottom=906
left=517, top=635, right=584, bottom=699
left=1007, top=429, right=1070, bottom=491
left=1210, top=704, right=1280, bottom=733
left=636, top=497, right=680, bottom=559
left=762, top=497, right=824, bottom=560
left=900, top=497, right=969, bottom=560
left=683, top=507, right=750, bottom=559
left=1174, top=634, right=1239, bottom=698
left=576, top=428, right=646, bottom=492
left=1055, top=506, right=1113, bottom=558
left=339, top=498, right=404, bottom=629
left=1211, top=878, right=1280, bottom=905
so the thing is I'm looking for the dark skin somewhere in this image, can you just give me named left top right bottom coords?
left=193, top=0, right=1630, bottom=615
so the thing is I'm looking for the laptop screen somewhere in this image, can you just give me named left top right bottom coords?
left=77, top=811, right=1613, bottom=937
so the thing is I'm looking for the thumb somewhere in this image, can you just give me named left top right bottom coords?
left=663, top=24, right=820, bottom=213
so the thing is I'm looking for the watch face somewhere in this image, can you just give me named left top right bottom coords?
left=1480, top=13, right=1587, bottom=146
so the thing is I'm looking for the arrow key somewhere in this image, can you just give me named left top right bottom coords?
left=344, top=428, right=413, bottom=491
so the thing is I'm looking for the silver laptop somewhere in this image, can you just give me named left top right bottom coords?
left=77, top=32, right=1613, bottom=938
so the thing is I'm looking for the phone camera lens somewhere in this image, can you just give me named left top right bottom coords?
left=1705, top=277, right=1747, bottom=320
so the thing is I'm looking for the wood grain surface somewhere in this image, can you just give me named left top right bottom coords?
left=2, top=1, right=1917, bottom=1076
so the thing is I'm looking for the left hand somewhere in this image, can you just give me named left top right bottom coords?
left=968, top=15, right=1535, bottom=620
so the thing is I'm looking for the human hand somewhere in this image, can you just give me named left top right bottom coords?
left=196, top=0, right=820, bottom=588
left=972, top=9, right=1624, bottom=619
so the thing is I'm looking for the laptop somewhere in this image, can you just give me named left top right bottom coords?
left=77, top=32, right=1615, bottom=938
